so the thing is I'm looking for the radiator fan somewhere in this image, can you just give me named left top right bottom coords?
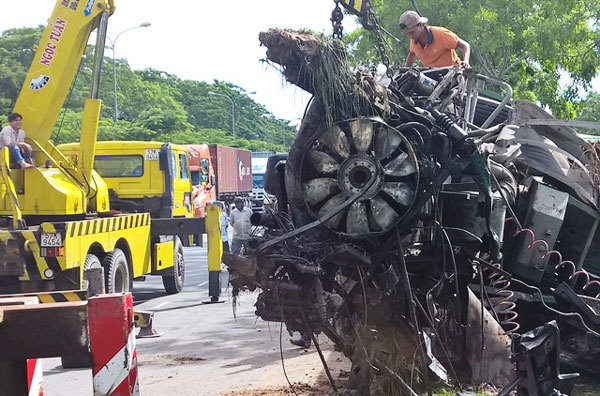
left=300, top=117, right=419, bottom=237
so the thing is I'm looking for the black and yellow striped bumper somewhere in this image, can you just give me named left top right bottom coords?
left=0, top=213, right=150, bottom=282
left=66, top=213, right=150, bottom=238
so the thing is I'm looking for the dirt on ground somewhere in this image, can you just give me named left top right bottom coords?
left=218, top=380, right=344, bottom=396
left=217, top=354, right=350, bottom=396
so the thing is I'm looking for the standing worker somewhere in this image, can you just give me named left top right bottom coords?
left=229, top=197, right=252, bottom=254
left=399, top=10, right=470, bottom=68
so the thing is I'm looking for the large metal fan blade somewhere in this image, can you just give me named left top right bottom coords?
left=370, top=196, right=398, bottom=230
left=383, top=182, right=414, bottom=207
left=349, top=119, right=374, bottom=153
left=383, top=153, right=417, bottom=177
left=318, top=193, right=347, bottom=229
left=375, top=126, right=403, bottom=159
left=305, top=149, right=339, bottom=176
left=321, top=125, right=350, bottom=159
left=299, top=117, right=420, bottom=238
left=346, top=201, right=370, bottom=235
left=302, top=178, right=340, bottom=207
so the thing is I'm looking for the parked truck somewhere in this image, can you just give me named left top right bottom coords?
left=251, top=152, right=276, bottom=212
left=186, top=144, right=252, bottom=217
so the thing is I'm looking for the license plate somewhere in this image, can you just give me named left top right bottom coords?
left=144, top=149, right=160, bottom=160
left=41, top=232, right=63, bottom=247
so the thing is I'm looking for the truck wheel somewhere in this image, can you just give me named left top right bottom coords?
left=162, top=237, right=185, bottom=294
left=103, top=248, right=130, bottom=293
left=83, top=254, right=104, bottom=295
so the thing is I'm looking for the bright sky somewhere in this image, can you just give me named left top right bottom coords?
left=0, top=0, right=358, bottom=124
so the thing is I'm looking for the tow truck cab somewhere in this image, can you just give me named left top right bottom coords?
left=59, top=141, right=193, bottom=219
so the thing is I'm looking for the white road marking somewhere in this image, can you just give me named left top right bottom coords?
left=196, top=281, right=208, bottom=288
left=152, top=301, right=170, bottom=309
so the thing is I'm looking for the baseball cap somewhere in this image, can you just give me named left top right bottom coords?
left=399, top=11, right=428, bottom=30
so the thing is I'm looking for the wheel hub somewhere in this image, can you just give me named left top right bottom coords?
left=338, top=154, right=383, bottom=200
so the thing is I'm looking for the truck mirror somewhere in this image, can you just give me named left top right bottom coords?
left=200, top=158, right=209, bottom=174
left=264, top=154, right=288, bottom=195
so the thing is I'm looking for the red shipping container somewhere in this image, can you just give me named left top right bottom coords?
left=208, top=145, right=252, bottom=199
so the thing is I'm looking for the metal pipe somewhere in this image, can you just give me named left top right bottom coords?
left=463, top=76, right=474, bottom=127
left=477, top=74, right=513, bottom=129
left=90, top=13, right=109, bottom=99
left=112, top=44, right=117, bottom=121
left=469, top=87, right=479, bottom=125
left=108, top=22, right=151, bottom=121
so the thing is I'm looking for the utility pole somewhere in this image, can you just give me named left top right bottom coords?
left=107, top=22, right=151, bottom=122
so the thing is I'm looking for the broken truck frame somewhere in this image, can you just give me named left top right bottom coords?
left=223, top=22, right=600, bottom=395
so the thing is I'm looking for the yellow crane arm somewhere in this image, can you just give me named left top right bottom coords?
left=13, top=0, right=115, bottom=149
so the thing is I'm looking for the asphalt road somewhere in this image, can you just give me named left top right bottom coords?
left=41, top=245, right=347, bottom=396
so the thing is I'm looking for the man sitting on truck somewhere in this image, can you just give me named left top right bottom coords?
left=229, top=197, right=252, bottom=254
left=0, top=113, right=34, bottom=169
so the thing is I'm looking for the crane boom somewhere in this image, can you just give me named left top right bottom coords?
left=13, top=0, right=115, bottom=148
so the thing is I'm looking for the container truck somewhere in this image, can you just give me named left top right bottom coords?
left=186, top=144, right=252, bottom=218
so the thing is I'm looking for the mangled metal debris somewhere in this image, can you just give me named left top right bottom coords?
left=224, top=28, right=600, bottom=394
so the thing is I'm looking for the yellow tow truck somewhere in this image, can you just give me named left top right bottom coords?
left=59, top=140, right=197, bottom=247
left=0, top=0, right=201, bottom=296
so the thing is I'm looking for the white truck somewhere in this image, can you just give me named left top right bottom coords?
left=251, top=152, right=273, bottom=212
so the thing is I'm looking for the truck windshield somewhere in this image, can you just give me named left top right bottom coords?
left=95, top=155, right=143, bottom=177
left=179, top=153, right=189, bottom=180
left=191, top=171, right=200, bottom=186
left=253, top=174, right=264, bottom=188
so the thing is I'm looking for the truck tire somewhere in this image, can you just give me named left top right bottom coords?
left=162, top=237, right=185, bottom=294
left=83, top=254, right=104, bottom=295
left=103, top=248, right=130, bottom=293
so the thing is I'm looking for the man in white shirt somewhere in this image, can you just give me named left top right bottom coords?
left=0, top=113, right=33, bottom=169
left=218, top=201, right=229, bottom=253
left=229, top=197, right=252, bottom=254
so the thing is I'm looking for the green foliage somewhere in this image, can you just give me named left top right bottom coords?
left=574, top=92, right=600, bottom=135
left=577, top=92, right=600, bottom=122
left=0, top=27, right=296, bottom=151
left=345, top=0, right=600, bottom=118
left=0, top=27, right=43, bottom=113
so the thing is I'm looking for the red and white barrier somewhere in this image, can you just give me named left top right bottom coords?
left=27, top=359, right=43, bottom=396
left=88, top=293, right=139, bottom=396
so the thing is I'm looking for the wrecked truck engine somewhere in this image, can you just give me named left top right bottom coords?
left=224, top=29, right=600, bottom=395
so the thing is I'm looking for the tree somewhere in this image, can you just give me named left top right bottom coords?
left=0, top=27, right=43, bottom=112
left=345, top=0, right=600, bottom=118
left=0, top=26, right=296, bottom=152
left=574, top=92, right=600, bottom=136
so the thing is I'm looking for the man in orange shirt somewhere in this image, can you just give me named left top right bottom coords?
left=399, top=11, right=470, bottom=69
